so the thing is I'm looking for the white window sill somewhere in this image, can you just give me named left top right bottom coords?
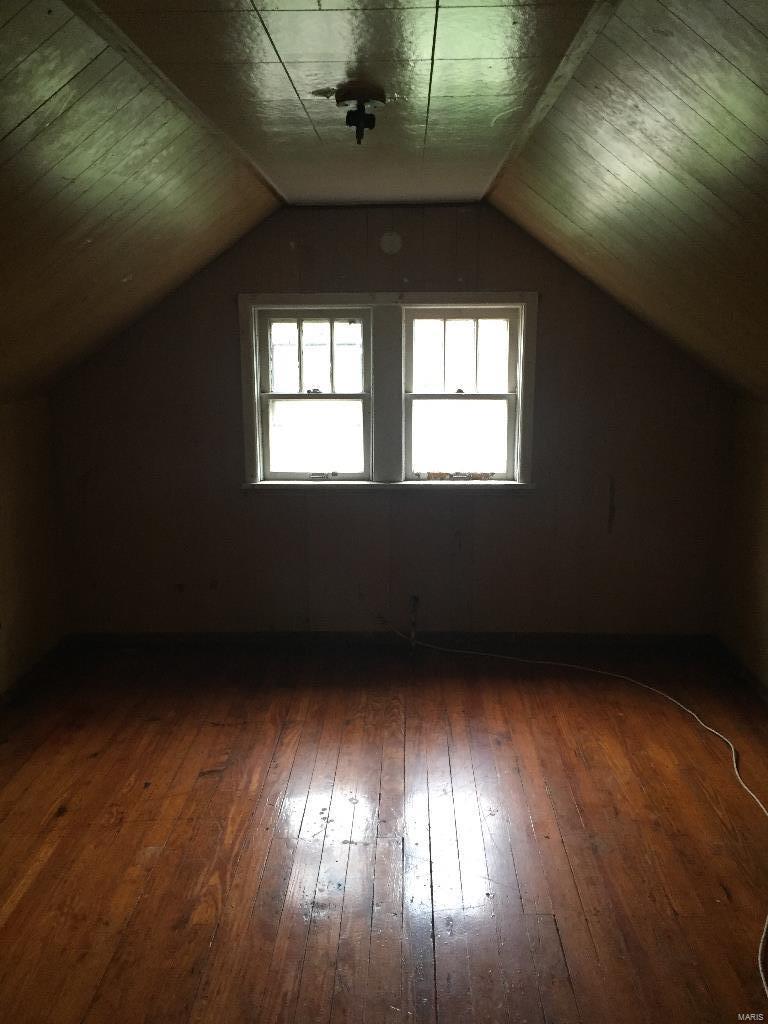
left=242, top=480, right=535, bottom=493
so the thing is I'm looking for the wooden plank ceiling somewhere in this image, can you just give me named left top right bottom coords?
left=2, top=0, right=766, bottom=399
left=0, top=0, right=276, bottom=398
left=81, top=0, right=608, bottom=203
left=490, top=0, right=768, bottom=396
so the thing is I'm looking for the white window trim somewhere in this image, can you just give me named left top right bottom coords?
left=239, top=292, right=537, bottom=489
left=403, top=303, right=521, bottom=481
left=255, top=306, right=372, bottom=481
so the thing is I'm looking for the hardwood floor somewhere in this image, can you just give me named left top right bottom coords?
left=0, top=642, right=766, bottom=1023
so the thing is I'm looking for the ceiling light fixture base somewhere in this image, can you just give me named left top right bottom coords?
left=335, top=82, right=386, bottom=145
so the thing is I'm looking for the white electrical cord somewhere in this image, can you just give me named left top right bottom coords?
left=390, top=626, right=768, bottom=1002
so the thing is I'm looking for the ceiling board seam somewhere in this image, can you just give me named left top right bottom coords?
left=57, top=122, right=212, bottom=249
left=525, top=129, right=681, bottom=243
left=29, top=156, right=241, bottom=320
left=655, top=0, right=768, bottom=100
left=513, top=153, right=658, bottom=268
left=3, top=143, right=262, bottom=346
left=1, top=117, right=201, bottom=279
left=0, top=42, right=111, bottom=150
left=492, top=182, right=718, bottom=345
left=421, top=0, right=440, bottom=156
left=482, top=0, right=618, bottom=200
left=0, top=85, right=166, bottom=247
left=25, top=86, right=169, bottom=207
left=517, top=135, right=766, bottom=322
left=249, top=2, right=322, bottom=144
left=107, top=137, right=243, bottom=243
left=507, top=172, right=729, bottom=331
left=605, top=17, right=768, bottom=175
left=1, top=101, right=198, bottom=268
left=584, top=46, right=768, bottom=214
left=721, top=0, right=768, bottom=41
left=496, top=194, right=760, bottom=394
left=0, top=10, right=75, bottom=82
left=538, top=116, right=753, bottom=263
left=0, top=0, right=35, bottom=33
left=6, top=73, right=154, bottom=206
left=0, top=57, right=141, bottom=176
left=65, top=0, right=285, bottom=203
left=563, top=77, right=763, bottom=241
left=4, top=137, right=230, bottom=319
left=495, top=175, right=615, bottom=263
left=614, top=11, right=768, bottom=145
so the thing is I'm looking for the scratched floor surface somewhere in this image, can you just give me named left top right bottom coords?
left=0, top=643, right=766, bottom=1023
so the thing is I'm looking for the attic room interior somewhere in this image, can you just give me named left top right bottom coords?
left=1, top=0, right=767, bottom=1019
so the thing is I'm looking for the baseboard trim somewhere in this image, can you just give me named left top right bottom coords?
left=6, top=633, right=764, bottom=708
left=56, top=630, right=720, bottom=657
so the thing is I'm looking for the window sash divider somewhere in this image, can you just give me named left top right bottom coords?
left=441, top=318, right=446, bottom=393
left=329, top=321, right=335, bottom=392
left=264, top=393, right=369, bottom=401
left=298, top=320, right=304, bottom=393
left=473, top=318, right=479, bottom=394
left=404, top=392, right=516, bottom=400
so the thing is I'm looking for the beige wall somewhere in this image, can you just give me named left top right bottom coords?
left=720, top=398, right=768, bottom=688
left=0, top=399, right=61, bottom=693
left=53, top=204, right=731, bottom=637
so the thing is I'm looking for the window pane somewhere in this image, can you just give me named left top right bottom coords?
left=269, top=400, right=364, bottom=473
left=301, top=321, right=331, bottom=392
left=270, top=321, right=299, bottom=392
left=412, top=319, right=444, bottom=392
left=445, top=319, right=476, bottom=393
left=333, top=320, right=363, bottom=393
left=411, top=399, right=507, bottom=474
left=477, top=319, right=509, bottom=393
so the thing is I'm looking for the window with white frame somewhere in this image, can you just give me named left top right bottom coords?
left=255, top=308, right=371, bottom=480
left=405, top=309, right=519, bottom=480
left=240, top=294, right=536, bottom=485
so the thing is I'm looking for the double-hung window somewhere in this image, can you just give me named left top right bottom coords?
left=404, top=309, right=519, bottom=480
left=254, top=308, right=371, bottom=480
left=240, top=293, right=536, bottom=487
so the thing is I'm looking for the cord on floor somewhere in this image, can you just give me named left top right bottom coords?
left=388, top=625, right=768, bottom=1003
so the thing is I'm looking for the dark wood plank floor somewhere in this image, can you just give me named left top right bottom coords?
left=0, top=643, right=766, bottom=1023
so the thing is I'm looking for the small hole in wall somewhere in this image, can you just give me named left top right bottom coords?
left=380, top=231, right=402, bottom=255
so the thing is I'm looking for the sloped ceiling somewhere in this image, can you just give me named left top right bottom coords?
left=0, top=0, right=277, bottom=398
left=1, top=0, right=766, bottom=398
left=490, top=0, right=768, bottom=397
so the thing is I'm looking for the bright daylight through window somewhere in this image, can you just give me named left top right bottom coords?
left=240, top=294, right=536, bottom=485
left=265, top=316, right=368, bottom=477
left=406, top=313, right=516, bottom=479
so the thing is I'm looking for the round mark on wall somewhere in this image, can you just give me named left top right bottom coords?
left=380, top=231, right=402, bottom=255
